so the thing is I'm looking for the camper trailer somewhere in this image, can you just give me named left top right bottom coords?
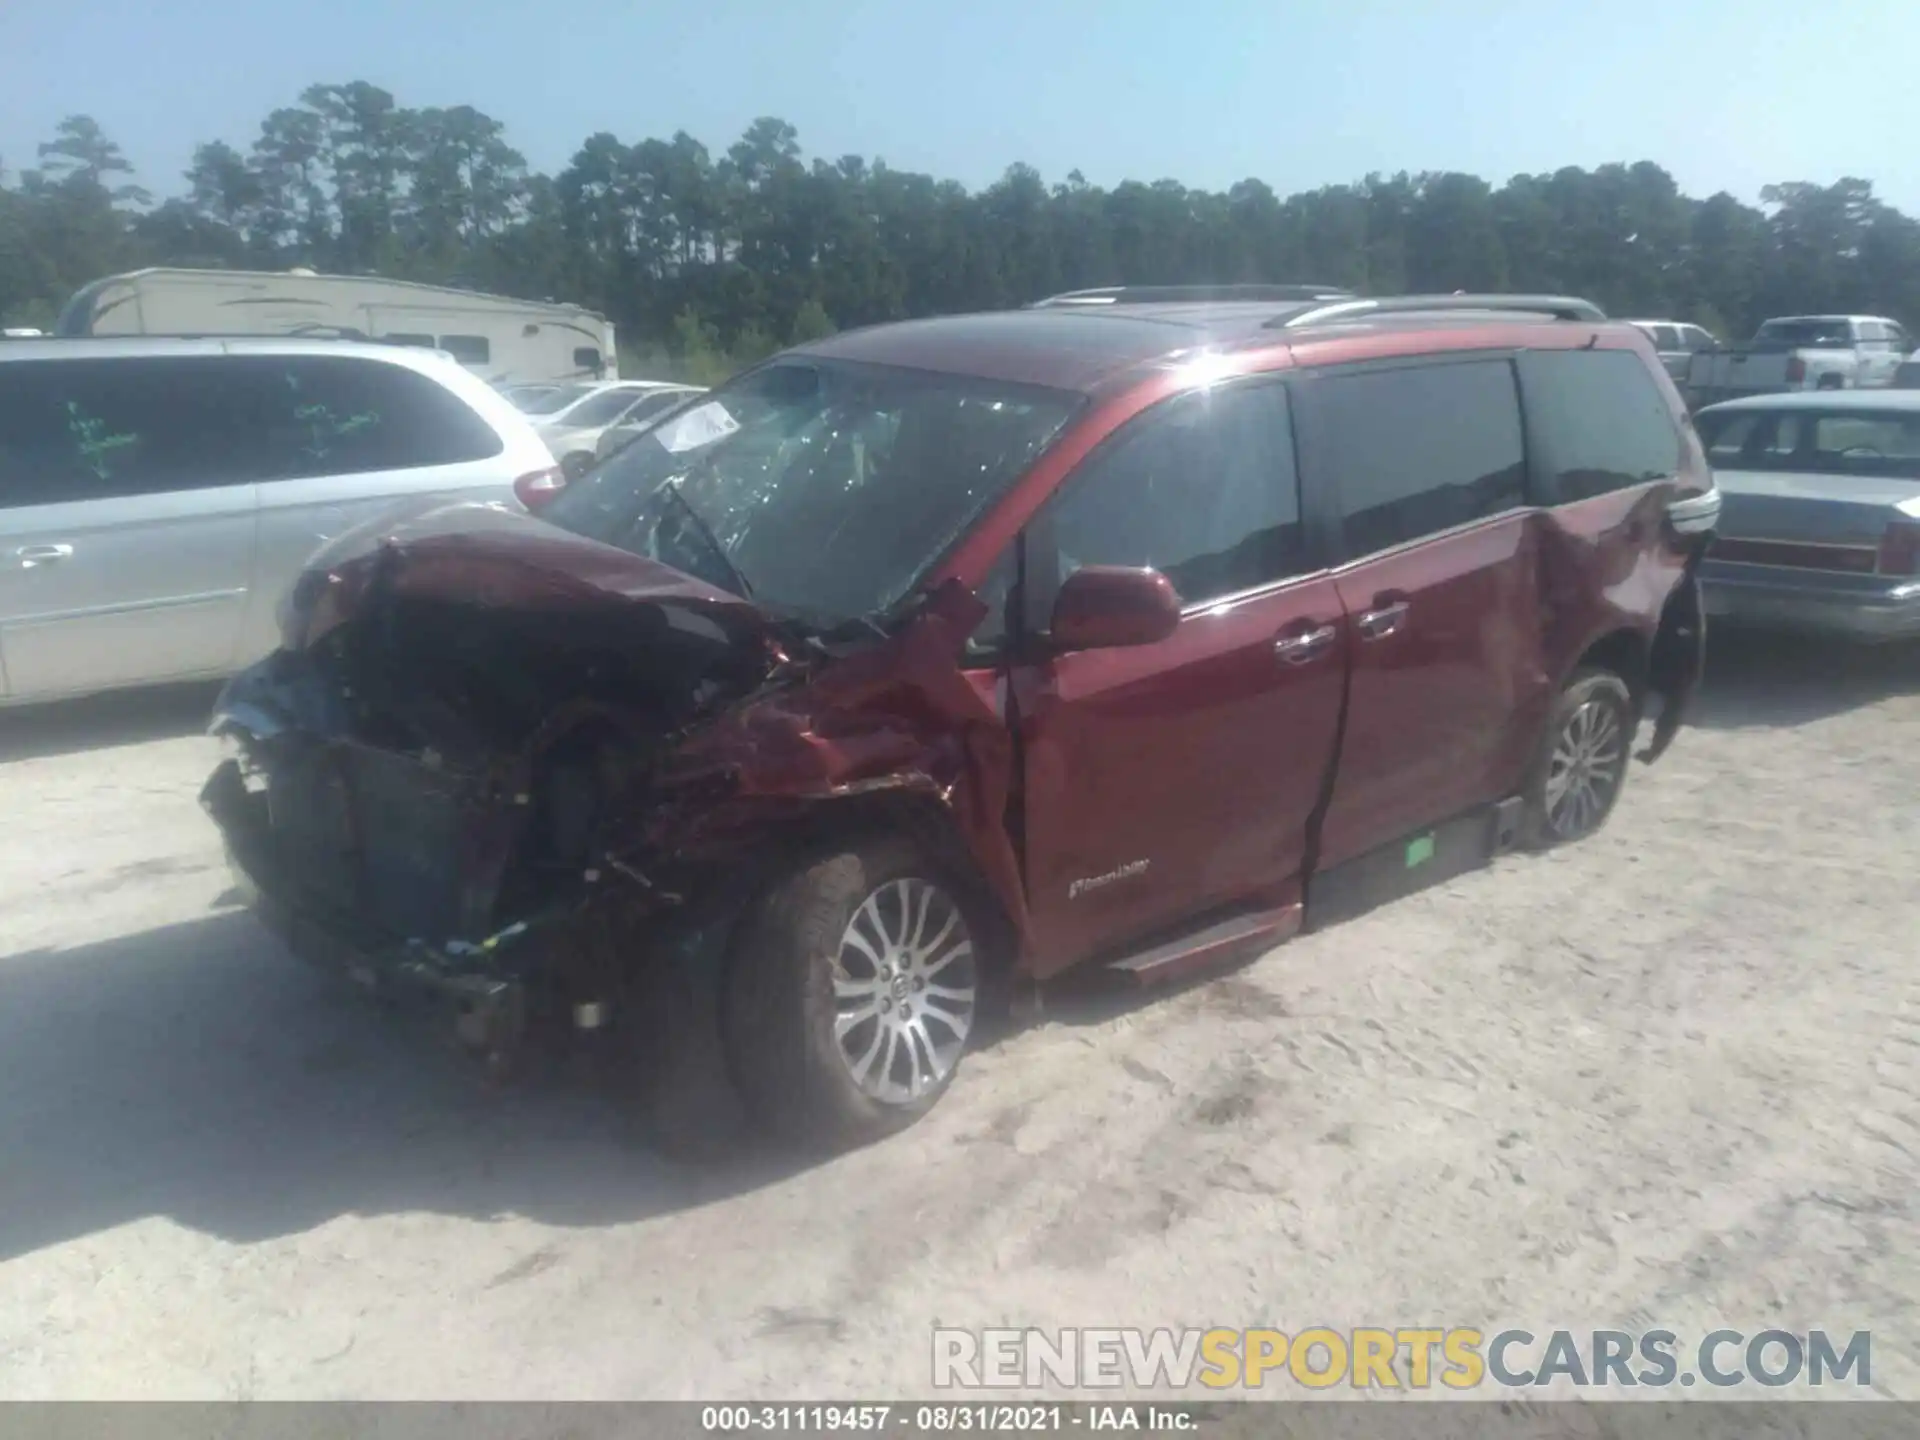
left=54, top=268, right=619, bottom=386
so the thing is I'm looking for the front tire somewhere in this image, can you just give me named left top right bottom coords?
left=1520, top=668, right=1635, bottom=848
left=724, top=837, right=982, bottom=1149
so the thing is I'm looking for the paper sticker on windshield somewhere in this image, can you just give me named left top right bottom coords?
left=655, top=401, right=740, bottom=453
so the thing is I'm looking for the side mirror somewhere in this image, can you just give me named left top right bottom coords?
left=1049, top=565, right=1182, bottom=651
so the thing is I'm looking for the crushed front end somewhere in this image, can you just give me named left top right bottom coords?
left=201, top=505, right=804, bottom=1075
left=201, top=503, right=1024, bottom=1099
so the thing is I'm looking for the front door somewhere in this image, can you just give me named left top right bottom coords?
left=0, top=354, right=259, bottom=702
left=1294, top=355, right=1546, bottom=869
left=1009, top=378, right=1349, bottom=976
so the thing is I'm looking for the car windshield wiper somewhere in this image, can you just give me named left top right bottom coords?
left=658, top=478, right=755, bottom=602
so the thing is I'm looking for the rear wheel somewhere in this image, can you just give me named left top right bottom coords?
left=724, top=838, right=982, bottom=1149
left=1520, top=668, right=1635, bottom=848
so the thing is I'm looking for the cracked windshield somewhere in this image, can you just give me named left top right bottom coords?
left=0, top=0, right=1915, bottom=1427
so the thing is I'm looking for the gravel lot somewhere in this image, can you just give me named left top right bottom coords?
left=1, top=632, right=1915, bottom=1402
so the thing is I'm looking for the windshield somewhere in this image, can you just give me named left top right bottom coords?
left=513, top=383, right=594, bottom=415
left=540, top=360, right=1079, bottom=624
left=1753, top=320, right=1852, bottom=348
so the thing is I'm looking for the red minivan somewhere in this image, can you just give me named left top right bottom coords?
left=202, top=290, right=1720, bottom=1148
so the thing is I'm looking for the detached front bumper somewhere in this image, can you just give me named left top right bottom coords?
left=202, top=759, right=537, bottom=1059
left=1700, top=561, right=1920, bottom=644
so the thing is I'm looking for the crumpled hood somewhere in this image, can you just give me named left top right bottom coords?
left=282, top=498, right=774, bottom=654
left=247, top=497, right=1031, bottom=947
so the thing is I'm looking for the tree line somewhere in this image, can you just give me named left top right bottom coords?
left=4, top=80, right=1918, bottom=381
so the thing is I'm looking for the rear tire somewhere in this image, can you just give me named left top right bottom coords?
left=723, top=837, right=983, bottom=1150
left=1520, top=668, right=1635, bottom=849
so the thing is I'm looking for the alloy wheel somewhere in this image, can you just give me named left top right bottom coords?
left=830, top=877, right=977, bottom=1105
left=1544, top=697, right=1626, bottom=840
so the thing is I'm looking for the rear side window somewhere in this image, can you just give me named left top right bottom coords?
left=1811, top=413, right=1920, bottom=462
left=1314, top=359, right=1527, bottom=556
left=1698, top=411, right=1797, bottom=463
left=1040, top=380, right=1308, bottom=608
left=1652, top=325, right=1681, bottom=349
left=1521, top=349, right=1682, bottom=502
left=562, top=387, right=657, bottom=428
left=258, top=355, right=504, bottom=477
left=621, top=390, right=692, bottom=427
left=0, top=356, right=278, bottom=507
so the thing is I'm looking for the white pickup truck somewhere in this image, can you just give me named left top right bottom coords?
left=1686, top=315, right=1912, bottom=408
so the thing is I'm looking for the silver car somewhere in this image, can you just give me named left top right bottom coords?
left=534, top=382, right=704, bottom=477
left=1695, top=390, right=1920, bottom=642
left=590, top=385, right=708, bottom=466
left=0, top=336, right=558, bottom=705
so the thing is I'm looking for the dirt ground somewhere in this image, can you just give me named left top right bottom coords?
left=0, top=632, right=1915, bottom=1402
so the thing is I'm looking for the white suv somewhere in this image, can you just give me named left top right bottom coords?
left=0, top=337, right=559, bottom=706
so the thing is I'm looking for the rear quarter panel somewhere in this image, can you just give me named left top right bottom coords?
left=1517, top=334, right=1707, bottom=779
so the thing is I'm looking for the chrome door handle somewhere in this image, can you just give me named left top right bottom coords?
left=1273, top=624, right=1337, bottom=664
left=16, top=544, right=73, bottom=569
left=1356, top=600, right=1409, bottom=639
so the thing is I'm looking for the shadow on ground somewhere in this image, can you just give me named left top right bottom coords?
left=0, top=910, right=817, bottom=1263
left=5, top=627, right=1906, bottom=1262
left=0, top=681, right=224, bottom=764
left=1691, top=628, right=1919, bottom=730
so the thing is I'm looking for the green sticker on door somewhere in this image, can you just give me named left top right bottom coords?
left=1405, top=833, right=1435, bottom=868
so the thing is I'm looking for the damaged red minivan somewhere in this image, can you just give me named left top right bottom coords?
left=202, top=290, right=1719, bottom=1148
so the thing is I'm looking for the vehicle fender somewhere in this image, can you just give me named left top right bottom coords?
left=624, top=578, right=1029, bottom=948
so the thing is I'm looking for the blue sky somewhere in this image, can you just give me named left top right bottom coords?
left=4, top=0, right=1916, bottom=212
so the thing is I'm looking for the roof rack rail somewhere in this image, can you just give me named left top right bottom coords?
left=1031, top=283, right=1357, bottom=309
left=1273, top=293, right=1607, bottom=328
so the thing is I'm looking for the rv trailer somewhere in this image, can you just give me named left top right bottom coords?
left=54, top=267, right=618, bottom=386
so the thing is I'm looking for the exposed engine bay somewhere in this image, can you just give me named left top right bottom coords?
left=201, top=503, right=1022, bottom=1091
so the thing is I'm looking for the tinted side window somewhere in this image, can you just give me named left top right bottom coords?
left=1698, top=410, right=1803, bottom=466
left=1042, top=381, right=1307, bottom=608
left=1315, top=359, right=1526, bottom=556
left=1653, top=325, right=1681, bottom=350
left=258, top=356, right=504, bottom=477
left=619, top=390, right=691, bottom=427
left=1522, top=349, right=1682, bottom=503
left=0, top=356, right=277, bottom=507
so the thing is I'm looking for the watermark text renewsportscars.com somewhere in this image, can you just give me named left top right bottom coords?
left=932, top=1327, right=1872, bottom=1392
